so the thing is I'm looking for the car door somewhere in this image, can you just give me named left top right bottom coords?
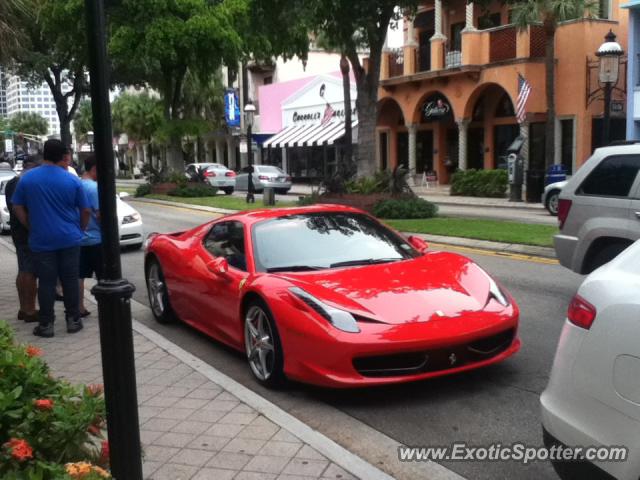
left=188, top=220, right=249, bottom=347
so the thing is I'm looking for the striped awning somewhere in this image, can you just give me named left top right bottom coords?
left=263, top=120, right=358, bottom=148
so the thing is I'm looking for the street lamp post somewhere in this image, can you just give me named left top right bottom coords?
left=84, top=1, right=143, bottom=479
left=245, top=101, right=256, bottom=204
left=596, top=30, right=624, bottom=147
left=87, top=131, right=94, bottom=152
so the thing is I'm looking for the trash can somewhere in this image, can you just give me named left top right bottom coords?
left=525, top=169, right=545, bottom=203
left=545, top=164, right=567, bottom=186
left=263, top=187, right=276, bottom=206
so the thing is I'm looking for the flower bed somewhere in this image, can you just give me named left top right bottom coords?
left=0, top=321, right=111, bottom=479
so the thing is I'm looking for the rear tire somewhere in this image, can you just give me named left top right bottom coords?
left=586, top=242, right=630, bottom=273
left=145, top=258, right=176, bottom=323
left=243, top=300, right=285, bottom=388
left=223, top=187, right=234, bottom=195
left=276, top=188, right=290, bottom=195
left=545, top=190, right=560, bottom=216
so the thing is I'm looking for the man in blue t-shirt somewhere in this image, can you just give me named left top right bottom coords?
left=78, top=155, right=102, bottom=317
left=11, top=139, right=91, bottom=338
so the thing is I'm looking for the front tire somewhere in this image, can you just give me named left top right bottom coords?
left=244, top=300, right=284, bottom=388
left=145, top=258, right=176, bottom=323
left=545, top=190, right=560, bottom=216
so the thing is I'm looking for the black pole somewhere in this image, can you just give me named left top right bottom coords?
left=84, top=1, right=143, bottom=479
left=246, top=125, right=255, bottom=203
left=603, top=82, right=612, bottom=147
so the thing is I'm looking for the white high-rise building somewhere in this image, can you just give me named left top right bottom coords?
left=0, top=68, right=7, bottom=118
left=4, top=71, right=59, bottom=137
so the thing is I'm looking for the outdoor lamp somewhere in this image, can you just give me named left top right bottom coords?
left=596, top=30, right=624, bottom=147
left=87, top=131, right=95, bottom=151
left=244, top=101, right=256, bottom=203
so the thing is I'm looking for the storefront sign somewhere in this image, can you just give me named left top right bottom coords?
left=291, top=106, right=356, bottom=124
left=611, top=101, right=624, bottom=113
left=421, top=95, right=452, bottom=122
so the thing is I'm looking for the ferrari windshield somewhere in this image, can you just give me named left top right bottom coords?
left=252, top=212, right=419, bottom=272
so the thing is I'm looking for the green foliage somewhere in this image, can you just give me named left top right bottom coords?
left=450, top=169, right=508, bottom=198
left=111, top=93, right=164, bottom=142
left=0, top=0, right=31, bottom=62
left=343, top=167, right=414, bottom=196
left=135, top=184, right=152, bottom=197
left=0, top=321, right=109, bottom=479
left=297, top=190, right=322, bottom=206
left=345, top=176, right=383, bottom=195
left=72, top=100, right=93, bottom=145
left=373, top=197, right=438, bottom=219
left=8, top=112, right=48, bottom=136
left=168, top=184, right=219, bottom=197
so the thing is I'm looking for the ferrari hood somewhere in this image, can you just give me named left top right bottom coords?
left=278, top=252, right=499, bottom=325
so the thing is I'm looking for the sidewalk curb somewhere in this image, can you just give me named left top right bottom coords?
left=130, top=197, right=556, bottom=260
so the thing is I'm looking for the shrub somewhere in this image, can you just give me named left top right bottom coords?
left=134, top=183, right=152, bottom=197
left=373, top=197, right=438, bottom=219
left=450, top=169, right=507, bottom=198
left=0, top=321, right=110, bottom=479
left=345, top=176, right=384, bottom=195
left=168, top=184, right=218, bottom=197
left=297, top=190, right=322, bottom=206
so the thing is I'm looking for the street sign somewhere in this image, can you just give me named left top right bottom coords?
left=239, top=139, right=248, bottom=154
left=4, top=139, right=13, bottom=153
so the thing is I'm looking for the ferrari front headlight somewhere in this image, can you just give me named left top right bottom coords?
left=289, top=287, right=360, bottom=333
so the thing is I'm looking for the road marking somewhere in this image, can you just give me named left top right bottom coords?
left=428, top=242, right=559, bottom=265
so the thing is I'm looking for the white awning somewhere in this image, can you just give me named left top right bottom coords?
left=262, top=120, right=358, bottom=148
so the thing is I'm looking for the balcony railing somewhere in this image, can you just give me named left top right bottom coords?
left=489, top=25, right=517, bottom=62
left=445, top=49, right=462, bottom=68
left=388, top=48, right=404, bottom=77
left=529, top=25, right=546, bottom=57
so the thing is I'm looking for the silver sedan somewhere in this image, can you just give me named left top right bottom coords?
left=201, top=164, right=236, bottom=195
left=235, top=165, right=292, bottom=194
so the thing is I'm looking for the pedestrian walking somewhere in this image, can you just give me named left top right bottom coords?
left=10, top=139, right=91, bottom=338
left=4, top=154, right=41, bottom=323
left=78, top=155, right=102, bottom=317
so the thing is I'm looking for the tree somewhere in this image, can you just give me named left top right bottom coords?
left=266, top=0, right=419, bottom=177
left=72, top=99, right=93, bottom=145
left=112, top=92, right=164, bottom=166
left=8, top=112, right=48, bottom=136
left=9, top=0, right=89, bottom=148
left=0, top=0, right=30, bottom=62
left=512, top=0, right=596, bottom=167
left=109, top=0, right=245, bottom=170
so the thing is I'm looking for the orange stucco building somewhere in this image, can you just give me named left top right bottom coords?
left=376, top=0, right=629, bottom=184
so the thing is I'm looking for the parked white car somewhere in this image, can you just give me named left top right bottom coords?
left=542, top=180, right=567, bottom=216
left=541, top=239, right=640, bottom=480
left=202, top=164, right=236, bottom=195
left=0, top=172, right=18, bottom=233
left=117, top=193, right=144, bottom=249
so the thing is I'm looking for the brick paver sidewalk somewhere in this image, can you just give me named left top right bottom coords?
left=0, top=238, right=390, bottom=480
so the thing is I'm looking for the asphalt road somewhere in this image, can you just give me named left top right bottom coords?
left=120, top=199, right=583, bottom=480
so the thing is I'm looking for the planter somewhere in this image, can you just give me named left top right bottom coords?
left=319, top=193, right=390, bottom=213
left=151, top=182, right=178, bottom=194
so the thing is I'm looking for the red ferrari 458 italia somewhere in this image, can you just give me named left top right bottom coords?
left=144, top=204, right=520, bottom=388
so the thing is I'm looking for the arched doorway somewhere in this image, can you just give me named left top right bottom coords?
left=377, top=98, right=406, bottom=171
left=465, top=83, right=518, bottom=170
left=412, top=91, right=456, bottom=182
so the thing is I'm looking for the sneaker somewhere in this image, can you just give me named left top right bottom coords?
left=66, top=318, right=84, bottom=334
left=33, top=324, right=54, bottom=338
left=23, top=312, right=39, bottom=323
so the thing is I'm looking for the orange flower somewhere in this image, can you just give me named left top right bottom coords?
left=34, top=399, right=54, bottom=410
left=25, top=345, right=42, bottom=357
left=4, top=438, right=33, bottom=461
left=87, top=384, right=104, bottom=396
left=92, top=465, right=110, bottom=478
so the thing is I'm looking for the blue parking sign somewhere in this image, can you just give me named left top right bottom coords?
left=225, top=89, right=240, bottom=128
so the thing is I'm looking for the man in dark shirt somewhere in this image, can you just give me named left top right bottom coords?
left=5, top=155, right=40, bottom=323
left=11, top=140, right=91, bottom=338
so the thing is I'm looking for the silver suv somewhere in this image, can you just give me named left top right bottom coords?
left=554, top=143, right=640, bottom=274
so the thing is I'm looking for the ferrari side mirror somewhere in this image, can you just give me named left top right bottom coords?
left=207, top=257, right=229, bottom=275
left=408, top=235, right=428, bottom=253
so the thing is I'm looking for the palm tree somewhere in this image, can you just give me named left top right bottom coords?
left=72, top=100, right=93, bottom=146
left=0, top=0, right=30, bottom=62
left=512, top=0, right=596, bottom=168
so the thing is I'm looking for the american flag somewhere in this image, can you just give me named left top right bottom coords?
left=516, top=73, right=531, bottom=124
left=321, top=103, right=335, bottom=126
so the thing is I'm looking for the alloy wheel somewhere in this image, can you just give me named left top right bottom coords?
left=244, top=305, right=276, bottom=381
left=147, top=262, right=165, bottom=318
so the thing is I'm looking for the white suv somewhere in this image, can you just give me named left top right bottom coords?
left=554, top=143, right=640, bottom=273
left=541, top=240, right=640, bottom=480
